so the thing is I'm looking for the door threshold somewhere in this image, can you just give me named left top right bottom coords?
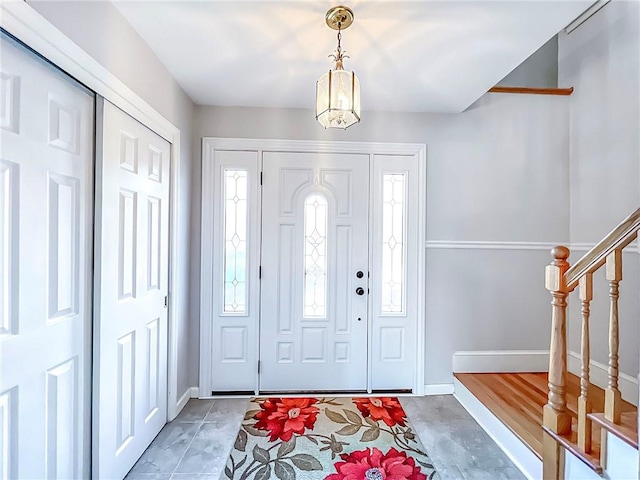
left=259, top=390, right=368, bottom=396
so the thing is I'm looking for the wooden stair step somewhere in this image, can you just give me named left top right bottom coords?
left=455, top=371, right=638, bottom=474
left=542, top=425, right=603, bottom=474
left=589, top=411, right=638, bottom=449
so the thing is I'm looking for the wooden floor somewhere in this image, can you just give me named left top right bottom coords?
left=455, top=372, right=637, bottom=460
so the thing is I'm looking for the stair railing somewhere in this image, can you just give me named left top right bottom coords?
left=543, top=207, right=640, bottom=479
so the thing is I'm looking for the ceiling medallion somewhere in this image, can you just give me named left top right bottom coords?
left=315, top=5, right=361, bottom=129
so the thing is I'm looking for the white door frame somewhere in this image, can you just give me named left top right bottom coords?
left=0, top=2, right=184, bottom=419
left=200, top=137, right=427, bottom=396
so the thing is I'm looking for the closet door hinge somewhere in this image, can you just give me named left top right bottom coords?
left=260, top=171, right=263, bottom=185
left=164, top=295, right=168, bottom=308
left=257, top=360, right=261, bottom=374
left=259, top=266, right=262, bottom=279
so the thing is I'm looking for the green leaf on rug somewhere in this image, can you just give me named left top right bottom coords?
left=244, top=409, right=260, bottom=421
left=335, top=423, right=361, bottom=436
left=234, top=430, right=247, bottom=452
left=343, top=409, right=363, bottom=425
left=290, top=454, right=322, bottom=471
left=236, top=455, right=247, bottom=469
left=244, top=425, right=268, bottom=437
left=253, top=444, right=270, bottom=464
left=325, top=409, right=348, bottom=424
left=303, top=434, right=318, bottom=444
left=274, top=460, right=296, bottom=480
left=364, top=416, right=378, bottom=427
left=360, top=427, right=380, bottom=442
left=277, top=437, right=296, bottom=458
left=254, top=464, right=271, bottom=480
left=224, top=466, right=232, bottom=479
left=417, top=459, right=434, bottom=469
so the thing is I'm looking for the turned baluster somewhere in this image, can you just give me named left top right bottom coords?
left=577, top=273, right=592, bottom=453
left=605, top=249, right=622, bottom=423
left=543, top=246, right=571, bottom=480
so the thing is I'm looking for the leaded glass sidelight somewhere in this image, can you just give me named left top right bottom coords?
left=303, top=194, right=328, bottom=318
left=381, top=174, right=406, bottom=314
left=223, top=169, right=248, bottom=313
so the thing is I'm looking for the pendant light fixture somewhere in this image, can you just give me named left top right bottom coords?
left=316, top=6, right=361, bottom=129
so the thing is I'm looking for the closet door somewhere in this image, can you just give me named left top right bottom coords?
left=93, top=99, right=170, bottom=480
left=0, top=33, right=94, bottom=479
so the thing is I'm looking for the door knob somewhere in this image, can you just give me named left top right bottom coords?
left=356, top=287, right=365, bottom=296
left=356, top=271, right=364, bottom=278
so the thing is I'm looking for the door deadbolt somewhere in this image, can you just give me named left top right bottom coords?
left=356, top=287, right=365, bottom=296
left=356, top=271, right=364, bottom=278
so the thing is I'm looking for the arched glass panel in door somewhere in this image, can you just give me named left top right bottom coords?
left=303, top=193, right=328, bottom=318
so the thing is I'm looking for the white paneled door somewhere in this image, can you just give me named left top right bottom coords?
left=260, top=152, right=370, bottom=391
left=94, top=100, right=170, bottom=480
left=201, top=140, right=425, bottom=395
left=0, top=34, right=94, bottom=479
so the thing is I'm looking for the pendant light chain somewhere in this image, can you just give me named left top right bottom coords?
left=316, top=5, right=360, bottom=129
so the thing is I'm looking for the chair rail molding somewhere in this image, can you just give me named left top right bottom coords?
left=426, top=241, right=560, bottom=251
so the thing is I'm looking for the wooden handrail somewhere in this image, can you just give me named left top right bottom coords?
left=544, top=207, right=640, bottom=479
left=565, top=208, right=640, bottom=290
left=488, top=86, right=574, bottom=96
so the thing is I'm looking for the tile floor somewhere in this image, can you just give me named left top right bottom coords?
left=124, top=395, right=526, bottom=480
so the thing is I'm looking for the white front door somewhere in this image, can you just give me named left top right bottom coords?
left=93, top=100, right=170, bottom=479
left=0, top=34, right=94, bottom=478
left=259, top=152, right=370, bottom=391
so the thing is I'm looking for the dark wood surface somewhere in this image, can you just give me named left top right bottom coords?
left=488, top=86, right=574, bottom=95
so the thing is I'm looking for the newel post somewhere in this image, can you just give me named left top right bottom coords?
left=543, top=246, right=571, bottom=480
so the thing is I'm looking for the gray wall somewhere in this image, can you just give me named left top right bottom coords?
left=498, top=36, right=559, bottom=88
left=559, top=0, right=640, bottom=381
left=192, top=93, right=570, bottom=386
left=29, top=0, right=196, bottom=399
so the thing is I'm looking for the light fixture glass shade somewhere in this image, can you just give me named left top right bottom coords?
left=316, top=69, right=361, bottom=129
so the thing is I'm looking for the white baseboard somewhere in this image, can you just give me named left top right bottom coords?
left=423, top=383, right=455, bottom=395
left=175, top=388, right=192, bottom=416
left=568, top=351, right=638, bottom=406
left=175, top=386, right=200, bottom=417
left=453, top=350, right=549, bottom=373
left=454, top=378, right=541, bottom=480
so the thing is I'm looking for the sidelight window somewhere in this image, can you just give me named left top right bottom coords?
left=381, top=174, right=406, bottom=313
left=223, top=169, right=248, bottom=313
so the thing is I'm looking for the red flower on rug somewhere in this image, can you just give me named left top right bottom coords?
left=353, top=397, right=407, bottom=427
left=326, top=447, right=426, bottom=480
left=253, top=398, right=319, bottom=442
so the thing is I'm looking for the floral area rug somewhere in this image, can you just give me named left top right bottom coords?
left=224, top=397, right=439, bottom=480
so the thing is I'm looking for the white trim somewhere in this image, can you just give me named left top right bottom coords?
left=202, top=137, right=425, bottom=156
left=200, top=138, right=426, bottom=396
left=175, top=387, right=201, bottom=416
left=564, top=0, right=611, bottom=35
left=176, top=388, right=192, bottom=415
left=568, top=351, right=639, bottom=406
left=570, top=242, right=595, bottom=252
left=426, top=240, right=560, bottom=251
left=1, top=2, right=183, bottom=421
left=425, top=240, right=640, bottom=254
left=454, top=378, right=541, bottom=480
left=453, top=350, right=549, bottom=373
left=415, top=145, right=427, bottom=395
left=423, top=383, right=455, bottom=395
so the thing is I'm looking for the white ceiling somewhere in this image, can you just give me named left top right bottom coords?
left=112, top=0, right=592, bottom=113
